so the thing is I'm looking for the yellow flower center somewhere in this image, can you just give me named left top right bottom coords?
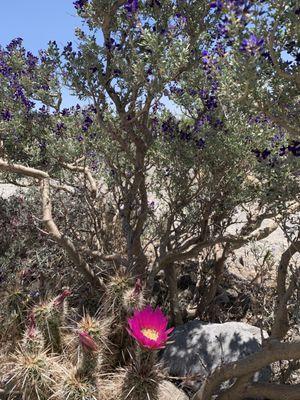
left=141, top=328, right=159, bottom=341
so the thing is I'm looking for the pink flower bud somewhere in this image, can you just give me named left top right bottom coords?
left=53, top=289, right=71, bottom=307
left=27, top=312, right=37, bottom=338
left=133, top=278, right=142, bottom=296
left=79, top=331, right=98, bottom=352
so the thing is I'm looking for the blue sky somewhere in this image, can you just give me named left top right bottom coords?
left=0, top=1, right=84, bottom=107
left=0, top=1, right=78, bottom=53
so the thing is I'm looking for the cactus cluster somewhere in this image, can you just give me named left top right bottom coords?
left=1, top=280, right=173, bottom=400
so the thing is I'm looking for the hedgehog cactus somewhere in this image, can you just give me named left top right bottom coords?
left=78, top=315, right=110, bottom=347
left=22, top=313, right=44, bottom=354
left=5, top=347, right=59, bottom=400
left=105, top=274, right=145, bottom=369
left=119, top=348, right=162, bottom=400
left=57, top=368, right=99, bottom=400
left=122, top=278, right=145, bottom=314
left=119, top=306, right=174, bottom=400
left=5, top=289, right=29, bottom=342
left=33, top=290, right=71, bottom=353
left=75, top=315, right=109, bottom=381
left=106, top=272, right=132, bottom=314
left=76, top=331, right=99, bottom=381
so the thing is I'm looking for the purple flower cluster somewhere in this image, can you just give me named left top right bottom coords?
left=0, top=38, right=56, bottom=114
left=55, top=122, right=66, bottom=133
left=161, top=116, right=207, bottom=149
left=82, top=115, right=93, bottom=132
left=80, top=106, right=97, bottom=132
left=63, top=41, right=73, bottom=53
left=1, top=109, right=12, bottom=121
left=252, top=140, right=300, bottom=162
left=26, top=52, right=39, bottom=70
left=240, top=34, right=264, bottom=55
left=61, top=108, right=71, bottom=116
left=201, top=50, right=220, bottom=76
left=125, top=0, right=139, bottom=15
left=6, top=37, right=23, bottom=51
left=13, top=84, right=35, bottom=111
left=73, top=0, right=88, bottom=10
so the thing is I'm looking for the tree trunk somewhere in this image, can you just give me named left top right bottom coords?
left=165, top=263, right=183, bottom=326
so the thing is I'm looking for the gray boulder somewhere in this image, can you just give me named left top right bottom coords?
left=162, top=320, right=271, bottom=392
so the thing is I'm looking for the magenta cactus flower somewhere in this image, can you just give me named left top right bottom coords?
left=127, top=306, right=174, bottom=350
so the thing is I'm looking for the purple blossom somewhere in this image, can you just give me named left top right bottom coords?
left=1, top=109, right=12, bottom=121
left=240, top=34, right=264, bottom=55
left=279, top=146, right=286, bottom=156
left=104, top=38, right=115, bottom=50
left=61, top=108, right=71, bottom=116
left=73, top=0, right=88, bottom=10
left=6, top=38, right=23, bottom=51
left=26, top=52, right=38, bottom=69
left=125, top=0, right=139, bottom=15
left=82, top=115, right=93, bottom=131
left=210, top=1, right=223, bottom=11
left=199, top=89, right=208, bottom=98
left=113, top=68, right=122, bottom=76
left=188, top=88, right=197, bottom=96
left=195, top=138, right=206, bottom=149
left=13, top=85, right=35, bottom=111
left=56, top=122, right=66, bottom=132
left=0, top=60, right=12, bottom=78
left=90, top=66, right=98, bottom=74
left=63, top=42, right=73, bottom=55
left=39, top=105, right=49, bottom=114
left=87, top=105, right=97, bottom=114
left=205, top=95, right=218, bottom=110
left=41, top=84, right=50, bottom=91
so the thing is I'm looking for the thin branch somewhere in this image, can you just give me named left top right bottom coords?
left=62, top=162, right=97, bottom=197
